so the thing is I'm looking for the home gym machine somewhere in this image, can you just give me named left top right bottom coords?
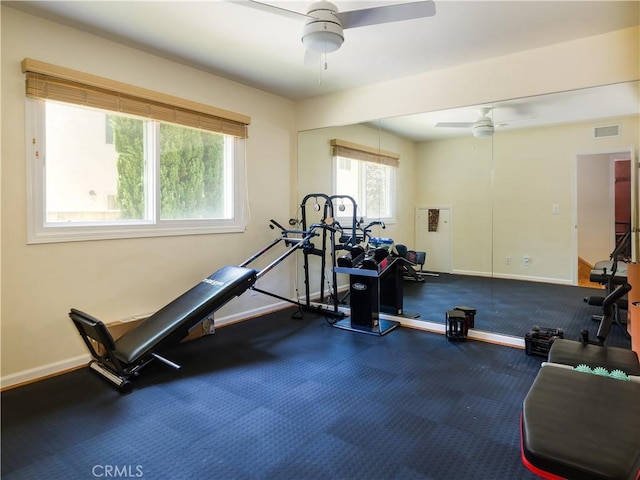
left=325, top=197, right=402, bottom=335
left=69, top=219, right=343, bottom=391
left=294, top=193, right=344, bottom=317
left=243, top=217, right=345, bottom=321
left=292, top=193, right=414, bottom=336
left=584, top=231, right=631, bottom=339
left=333, top=235, right=406, bottom=335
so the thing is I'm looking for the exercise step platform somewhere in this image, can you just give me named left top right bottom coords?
left=521, top=364, right=640, bottom=480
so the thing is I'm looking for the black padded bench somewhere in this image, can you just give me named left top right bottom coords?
left=590, top=260, right=629, bottom=285
left=521, top=365, right=640, bottom=480
left=548, top=339, right=640, bottom=376
left=70, top=265, right=257, bottom=391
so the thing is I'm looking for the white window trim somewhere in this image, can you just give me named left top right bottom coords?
left=332, top=155, right=397, bottom=225
left=26, top=99, right=246, bottom=244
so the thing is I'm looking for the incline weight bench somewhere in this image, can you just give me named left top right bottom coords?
left=69, top=220, right=341, bottom=392
left=70, top=266, right=257, bottom=392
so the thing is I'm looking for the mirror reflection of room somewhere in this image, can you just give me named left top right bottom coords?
left=298, top=81, right=640, bottom=346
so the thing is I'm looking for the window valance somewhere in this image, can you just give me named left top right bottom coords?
left=330, top=139, right=399, bottom=168
left=22, top=58, right=250, bottom=138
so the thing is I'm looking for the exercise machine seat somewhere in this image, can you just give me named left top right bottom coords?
left=590, top=261, right=629, bottom=285
left=548, top=339, right=640, bottom=376
left=522, top=365, right=640, bottom=480
left=114, top=265, right=257, bottom=365
left=69, top=265, right=257, bottom=390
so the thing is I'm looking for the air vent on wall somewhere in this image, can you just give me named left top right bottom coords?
left=593, top=125, right=620, bottom=138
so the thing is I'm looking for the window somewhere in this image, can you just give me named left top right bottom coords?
left=23, top=58, right=250, bottom=243
left=331, top=139, right=398, bottom=222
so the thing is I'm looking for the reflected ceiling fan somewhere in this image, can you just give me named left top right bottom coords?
left=237, top=0, right=436, bottom=62
left=436, top=107, right=495, bottom=138
left=436, top=107, right=535, bottom=138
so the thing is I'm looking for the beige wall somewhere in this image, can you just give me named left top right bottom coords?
left=296, top=26, right=639, bottom=131
left=1, top=6, right=297, bottom=385
left=416, top=115, right=640, bottom=283
left=415, top=137, right=494, bottom=276
left=493, top=116, right=639, bottom=282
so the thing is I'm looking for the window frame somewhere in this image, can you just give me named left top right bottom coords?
left=26, top=99, right=247, bottom=244
left=332, top=154, right=397, bottom=225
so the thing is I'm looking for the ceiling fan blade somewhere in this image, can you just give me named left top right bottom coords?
left=495, top=115, right=537, bottom=126
left=231, top=0, right=311, bottom=21
left=436, top=122, right=474, bottom=128
left=337, top=1, right=436, bottom=29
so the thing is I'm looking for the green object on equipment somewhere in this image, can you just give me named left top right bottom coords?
left=593, top=366, right=609, bottom=376
left=572, top=363, right=631, bottom=381
left=610, top=369, right=631, bottom=381
left=574, top=364, right=592, bottom=373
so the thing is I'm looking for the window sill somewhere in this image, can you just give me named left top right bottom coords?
left=27, top=222, right=246, bottom=244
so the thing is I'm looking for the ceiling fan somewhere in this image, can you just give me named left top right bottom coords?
left=435, top=107, right=536, bottom=138
left=436, top=107, right=496, bottom=138
left=238, top=0, right=436, bottom=57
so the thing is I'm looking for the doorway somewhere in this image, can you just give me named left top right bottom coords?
left=576, top=149, right=633, bottom=285
left=415, top=206, right=452, bottom=273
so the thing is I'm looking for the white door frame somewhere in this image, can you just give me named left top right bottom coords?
left=415, top=205, right=454, bottom=273
left=572, top=145, right=635, bottom=284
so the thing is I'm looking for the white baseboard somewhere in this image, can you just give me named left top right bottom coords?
left=453, top=269, right=573, bottom=286
left=452, top=269, right=492, bottom=278
left=490, top=272, right=573, bottom=286
left=1, top=354, right=92, bottom=390
left=0, top=301, right=291, bottom=390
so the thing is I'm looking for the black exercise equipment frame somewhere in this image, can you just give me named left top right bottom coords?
left=241, top=218, right=345, bottom=320
left=69, top=220, right=343, bottom=392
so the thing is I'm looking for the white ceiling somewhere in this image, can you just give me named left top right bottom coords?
left=7, top=0, right=640, bottom=100
left=379, top=81, right=640, bottom=141
left=6, top=0, right=640, bottom=140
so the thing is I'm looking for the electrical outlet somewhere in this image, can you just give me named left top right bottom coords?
left=505, top=256, right=511, bottom=265
left=523, top=255, right=531, bottom=266
left=202, top=316, right=215, bottom=335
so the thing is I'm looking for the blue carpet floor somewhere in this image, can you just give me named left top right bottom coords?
left=402, top=274, right=631, bottom=349
left=2, top=308, right=542, bottom=479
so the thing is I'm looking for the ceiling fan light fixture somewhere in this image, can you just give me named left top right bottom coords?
left=301, top=1, right=344, bottom=53
left=472, top=117, right=494, bottom=138
left=302, top=22, right=344, bottom=52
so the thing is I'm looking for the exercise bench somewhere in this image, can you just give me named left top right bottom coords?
left=69, top=265, right=257, bottom=392
left=69, top=220, right=341, bottom=392
left=521, top=364, right=640, bottom=480
left=548, top=283, right=640, bottom=376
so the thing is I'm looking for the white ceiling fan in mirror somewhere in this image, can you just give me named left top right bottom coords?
left=234, top=0, right=437, bottom=68
left=376, top=81, right=640, bottom=143
left=435, top=106, right=536, bottom=138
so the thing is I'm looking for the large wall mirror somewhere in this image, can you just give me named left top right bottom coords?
left=296, top=81, right=640, bottom=338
